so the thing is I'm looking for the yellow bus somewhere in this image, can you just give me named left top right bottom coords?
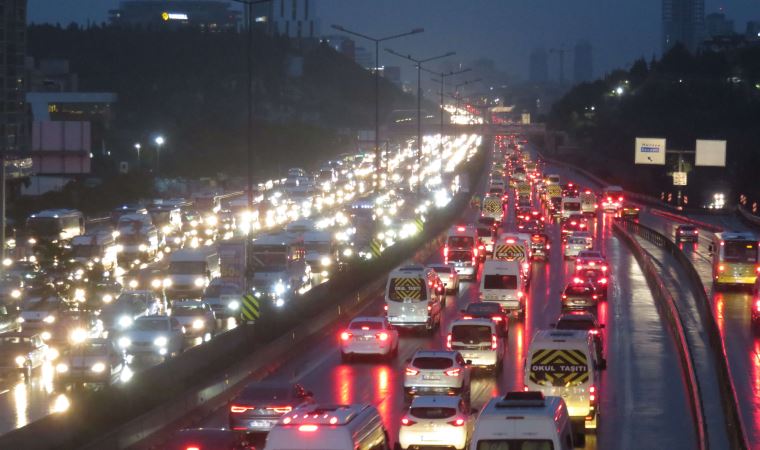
left=710, top=232, right=759, bottom=288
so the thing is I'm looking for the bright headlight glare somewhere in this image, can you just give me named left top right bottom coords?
left=43, top=315, right=55, bottom=324
left=163, top=278, right=173, bottom=288
left=10, top=289, right=20, bottom=299
left=102, top=294, right=113, bottom=304
left=320, top=256, right=331, bottom=267
left=228, top=300, right=240, bottom=310
left=274, top=282, right=285, bottom=295
left=118, top=316, right=133, bottom=328
left=118, top=337, right=131, bottom=348
left=153, top=336, right=168, bottom=347
left=15, top=356, right=25, bottom=367
left=91, top=362, right=106, bottom=373
left=41, top=331, right=52, bottom=341
left=70, top=328, right=87, bottom=344
left=128, top=279, right=139, bottom=289
left=192, top=319, right=204, bottom=330
left=151, top=279, right=162, bottom=289
left=138, top=244, right=148, bottom=252
left=194, top=277, right=205, bottom=287
left=56, top=363, right=69, bottom=373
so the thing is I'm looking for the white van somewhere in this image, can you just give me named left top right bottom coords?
left=71, top=232, right=119, bottom=271
left=470, top=391, right=575, bottom=450
left=385, top=265, right=443, bottom=332
left=264, top=404, right=389, bottom=450
left=165, top=248, right=220, bottom=299
left=524, top=329, right=602, bottom=430
left=493, top=233, right=532, bottom=284
left=446, top=318, right=503, bottom=371
left=445, top=225, right=479, bottom=280
left=561, top=196, right=582, bottom=220
left=480, top=260, right=524, bottom=314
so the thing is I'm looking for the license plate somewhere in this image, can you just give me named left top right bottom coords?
left=250, top=420, right=275, bottom=428
left=422, top=375, right=440, bottom=380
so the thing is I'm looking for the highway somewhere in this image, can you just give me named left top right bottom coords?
left=145, top=156, right=697, bottom=449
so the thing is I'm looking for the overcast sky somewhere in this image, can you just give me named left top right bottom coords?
left=27, top=0, right=760, bottom=81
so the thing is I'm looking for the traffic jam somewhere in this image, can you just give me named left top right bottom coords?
left=167, top=135, right=643, bottom=450
left=0, top=134, right=481, bottom=430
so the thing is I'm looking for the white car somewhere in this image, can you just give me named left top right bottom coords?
left=170, top=301, right=216, bottom=340
left=117, top=316, right=184, bottom=359
left=404, top=350, right=471, bottom=400
left=202, top=279, right=242, bottom=319
left=564, top=234, right=589, bottom=259
left=398, top=395, right=475, bottom=450
left=428, top=265, right=460, bottom=294
left=340, top=316, right=398, bottom=362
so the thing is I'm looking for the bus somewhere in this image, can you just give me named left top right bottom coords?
left=26, top=209, right=84, bottom=244
left=710, top=232, right=759, bottom=288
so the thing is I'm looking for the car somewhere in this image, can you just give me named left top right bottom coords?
left=43, top=309, right=103, bottom=349
left=561, top=280, right=600, bottom=310
left=101, top=290, right=164, bottom=332
left=554, top=311, right=606, bottom=368
left=117, top=315, right=184, bottom=359
left=398, top=395, right=476, bottom=450
left=54, top=338, right=125, bottom=387
left=575, top=250, right=608, bottom=272
left=529, top=233, right=550, bottom=260
left=228, top=381, right=314, bottom=433
left=446, top=318, right=503, bottom=371
left=575, top=269, right=609, bottom=300
left=340, top=316, right=399, bottom=362
left=202, top=279, right=242, bottom=319
left=461, top=301, right=509, bottom=337
left=564, top=234, right=589, bottom=259
left=403, top=350, right=471, bottom=401
left=0, top=331, right=49, bottom=380
left=167, top=428, right=255, bottom=450
left=0, top=305, right=19, bottom=333
left=428, top=264, right=460, bottom=293
left=86, top=278, right=123, bottom=309
left=675, top=224, right=699, bottom=243
left=561, top=214, right=588, bottom=236
left=18, top=296, right=65, bottom=329
left=169, top=300, right=216, bottom=340
left=620, top=205, right=640, bottom=219
left=0, top=274, right=24, bottom=304
left=572, top=230, right=594, bottom=249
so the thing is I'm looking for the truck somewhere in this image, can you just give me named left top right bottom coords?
left=218, top=239, right=247, bottom=289
left=165, top=248, right=220, bottom=300
left=250, top=232, right=310, bottom=306
left=26, top=209, right=84, bottom=244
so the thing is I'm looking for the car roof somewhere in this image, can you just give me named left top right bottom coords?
left=410, top=395, right=461, bottom=408
left=413, top=350, right=458, bottom=359
left=451, top=318, right=495, bottom=327
left=350, top=316, right=384, bottom=323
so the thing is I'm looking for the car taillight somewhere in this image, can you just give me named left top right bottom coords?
left=473, top=247, right=479, bottom=257
left=589, top=385, right=597, bottom=402
left=340, top=331, right=352, bottom=341
left=427, top=304, right=432, bottom=311
left=446, top=334, right=452, bottom=349
left=463, top=315, right=473, bottom=320
left=573, top=277, right=582, bottom=284
left=384, top=304, right=388, bottom=311
left=401, top=417, right=417, bottom=426
left=268, top=406, right=293, bottom=414
left=590, top=329, right=599, bottom=335
left=186, top=447, right=200, bottom=450
left=523, top=385, right=529, bottom=392
left=443, top=247, right=449, bottom=258
left=491, top=334, right=498, bottom=350
left=448, top=418, right=466, bottom=426
left=444, top=368, right=461, bottom=376
left=405, top=367, right=419, bottom=376
left=298, top=424, right=319, bottom=432
left=592, top=295, right=598, bottom=300
left=230, top=405, right=253, bottom=413
left=562, top=294, right=567, bottom=299
left=491, top=315, right=503, bottom=322
left=517, top=291, right=524, bottom=298
left=600, top=278, right=608, bottom=284
left=376, top=332, right=389, bottom=341
left=523, top=262, right=529, bottom=271
left=756, top=300, right=760, bottom=312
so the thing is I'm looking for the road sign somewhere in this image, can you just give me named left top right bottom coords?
left=414, top=217, right=424, bottom=232
left=673, top=172, right=687, bottom=186
left=241, top=293, right=261, bottom=321
left=695, top=140, right=726, bottom=167
left=634, top=137, right=666, bottom=165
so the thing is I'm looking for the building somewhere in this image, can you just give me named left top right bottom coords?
left=573, top=41, right=593, bottom=84
left=705, top=12, right=735, bottom=38
left=662, top=0, right=705, bottom=53
left=109, top=0, right=240, bottom=31
left=1, top=0, right=29, bottom=156
left=321, top=35, right=356, bottom=60
left=354, top=46, right=374, bottom=70
left=528, top=48, right=548, bottom=83
left=745, top=20, right=760, bottom=41
left=253, top=0, right=319, bottom=39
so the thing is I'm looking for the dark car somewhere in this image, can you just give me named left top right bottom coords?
left=461, top=301, right=509, bottom=336
left=477, top=216, right=497, bottom=230
left=167, top=428, right=255, bottom=450
left=561, top=281, right=599, bottom=310
left=554, top=311, right=606, bottom=368
left=561, top=214, right=588, bottom=237
left=228, top=381, right=314, bottom=433
left=529, top=233, right=550, bottom=261
left=675, top=224, right=699, bottom=243
left=619, top=205, right=640, bottom=219
left=575, top=269, right=609, bottom=300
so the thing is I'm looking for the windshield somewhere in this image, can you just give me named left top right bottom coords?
left=251, top=252, right=287, bottom=270
left=452, top=325, right=492, bottom=343
left=566, top=285, right=592, bottom=295
left=72, top=245, right=100, bottom=258
left=563, top=202, right=581, bottom=211
left=448, top=250, right=473, bottom=263
left=27, top=218, right=60, bottom=236
left=723, top=241, right=758, bottom=263
left=483, top=274, right=517, bottom=290
left=410, top=407, right=456, bottom=419
left=169, top=261, right=207, bottom=274
left=477, top=228, right=492, bottom=238
left=477, top=441, right=554, bottom=450
left=412, top=357, right=453, bottom=370
left=387, top=278, right=427, bottom=302
left=133, top=320, right=168, bottom=331
left=556, top=319, right=594, bottom=331
left=448, top=236, right=474, bottom=248
left=430, top=266, right=452, bottom=274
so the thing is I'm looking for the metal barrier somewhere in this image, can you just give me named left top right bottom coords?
left=616, top=218, right=749, bottom=450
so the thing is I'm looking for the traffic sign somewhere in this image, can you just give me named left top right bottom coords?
left=673, top=172, right=687, bottom=186
left=634, top=137, right=666, bottom=165
left=241, top=293, right=261, bottom=321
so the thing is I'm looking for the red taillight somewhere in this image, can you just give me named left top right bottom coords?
left=506, top=238, right=516, bottom=244
left=562, top=294, right=567, bottom=299
left=298, top=424, right=318, bottom=432
left=427, top=304, right=432, bottom=311
left=491, top=315, right=503, bottom=322
left=401, top=417, right=417, bottom=426
left=573, top=277, right=583, bottom=284
left=517, top=291, right=524, bottom=298
left=589, top=385, right=597, bottom=402
left=755, top=300, right=760, bottom=312
left=384, top=304, right=388, bottom=311
left=463, top=315, right=473, bottom=320
left=592, top=295, right=598, bottom=300
left=755, top=266, right=760, bottom=274
left=444, top=247, right=449, bottom=257
left=590, top=329, right=599, bottom=335
left=523, top=262, right=529, bottom=271
left=405, top=367, right=419, bottom=376
left=444, top=368, right=461, bottom=377
left=457, top=226, right=466, bottom=232
left=601, top=265, right=608, bottom=272
left=376, top=332, right=389, bottom=341
left=570, top=221, right=577, bottom=226
left=446, top=333, right=452, bottom=349
left=340, top=331, right=352, bottom=341
left=600, top=278, right=608, bottom=284
left=268, top=406, right=293, bottom=414
left=448, top=418, right=466, bottom=426
left=230, top=405, right=253, bottom=413
left=186, top=447, right=200, bottom=450
left=719, top=265, right=725, bottom=272
left=474, top=247, right=479, bottom=258
left=491, top=334, right=498, bottom=350
left=618, top=196, right=623, bottom=202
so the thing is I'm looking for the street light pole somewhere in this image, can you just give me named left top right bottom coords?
left=134, top=143, right=141, bottom=168
left=385, top=49, right=455, bottom=195
left=331, top=25, right=424, bottom=187
left=426, top=67, right=471, bottom=166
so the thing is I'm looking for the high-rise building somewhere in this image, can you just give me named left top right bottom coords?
left=662, top=0, right=705, bottom=53
left=109, top=1, right=241, bottom=31
left=746, top=21, right=760, bottom=41
left=705, top=12, right=735, bottom=38
left=528, top=48, right=548, bottom=83
left=573, top=41, right=593, bottom=84
left=1, top=0, right=28, bottom=155
left=255, top=0, right=319, bottom=39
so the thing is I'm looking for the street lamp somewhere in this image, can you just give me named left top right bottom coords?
left=134, top=143, right=141, bottom=166
left=331, top=25, right=424, bottom=185
left=425, top=67, right=471, bottom=165
left=154, top=136, right=165, bottom=175
left=385, top=49, right=455, bottom=195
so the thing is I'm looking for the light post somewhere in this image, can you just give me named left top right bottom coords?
left=134, top=143, right=141, bottom=167
left=385, top=49, right=455, bottom=195
left=453, top=78, right=482, bottom=117
left=331, top=25, right=424, bottom=186
left=425, top=67, right=471, bottom=166
left=154, top=136, right=164, bottom=175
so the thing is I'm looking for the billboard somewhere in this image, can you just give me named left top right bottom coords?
left=634, top=137, right=666, bottom=165
left=695, top=140, right=726, bottom=167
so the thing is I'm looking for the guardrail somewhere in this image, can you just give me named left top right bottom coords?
left=616, top=218, right=749, bottom=450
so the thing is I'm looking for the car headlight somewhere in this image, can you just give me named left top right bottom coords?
left=173, top=237, right=182, bottom=245
left=153, top=336, right=168, bottom=347
left=16, top=317, right=24, bottom=323
left=194, top=277, right=205, bottom=287
left=74, top=288, right=85, bottom=301
left=118, top=337, right=131, bottom=348
left=228, top=300, right=239, bottom=310
left=15, top=356, right=26, bottom=367
left=163, top=278, right=172, bottom=288
left=56, top=363, right=69, bottom=373
left=151, top=279, right=162, bottom=289
left=70, top=328, right=87, bottom=344
left=128, top=279, right=139, bottom=289
left=47, top=347, right=59, bottom=360
left=192, top=319, right=204, bottom=330
left=118, top=316, right=133, bottom=329
left=91, top=362, right=106, bottom=373
left=102, top=294, right=113, bottom=304
left=274, top=281, right=285, bottom=296
left=320, top=256, right=331, bottom=267
left=138, top=244, right=148, bottom=252
left=10, top=289, right=20, bottom=299
left=43, top=315, right=56, bottom=324
left=41, top=331, right=52, bottom=341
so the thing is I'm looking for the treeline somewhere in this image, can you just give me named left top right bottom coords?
left=26, top=24, right=417, bottom=178
left=547, top=43, right=760, bottom=205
